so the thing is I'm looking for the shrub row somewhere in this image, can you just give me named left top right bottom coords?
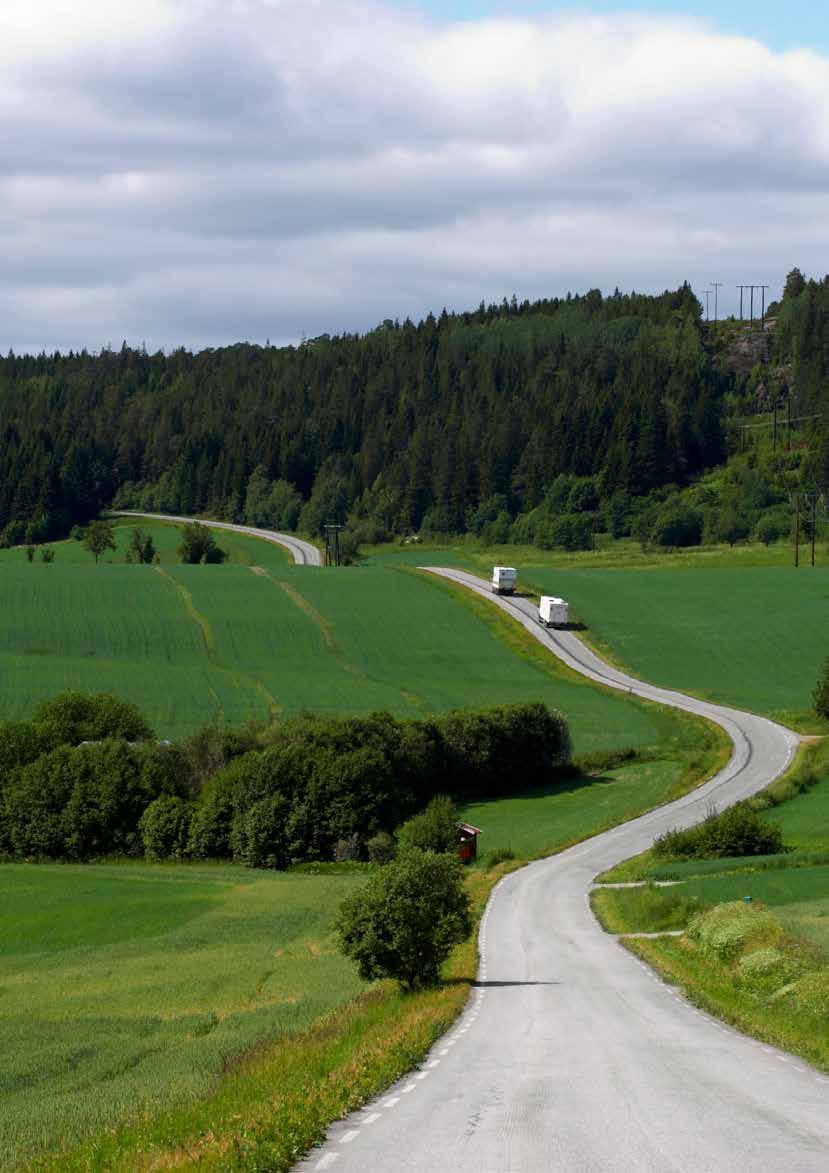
left=0, top=695, right=571, bottom=867
left=653, top=802, right=785, bottom=861
left=183, top=702, right=570, bottom=867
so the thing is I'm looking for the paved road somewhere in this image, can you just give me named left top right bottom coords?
left=112, top=511, right=323, bottom=566
left=296, top=569, right=827, bottom=1173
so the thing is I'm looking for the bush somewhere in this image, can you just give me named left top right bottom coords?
left=436, top=702, right=570, bottom=797
left=177, top=522, right=226, bottom=564
left=0, top=721, right=48, bottom=774
left=333, top=833, right=362, bottom=862
left=336, top=848, right=472, bottom=989
left=654, top=802, right=785, bottom=861
left=3, top=741, right=157, bottom=859
left=397, top=795, right=458, bottom=854
left=737, top=946, right=802, bottom=993
left=813, top=657, right=829, bottom=720
left=139, top=795, right=192, bottom=861
left=686, top=902, right=781, bottom=963
left=366, top=831, right=396, bottom=864
left=770, top=970, right=829, bottom=1018
left=650, top=503, right=703, bottom=548
left=33, top=690, right=152, bottom=746
left=756, top=512, right=789, bottom=546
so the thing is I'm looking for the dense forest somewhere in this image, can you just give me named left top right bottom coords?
left=0, top=274, right=826, bottom=550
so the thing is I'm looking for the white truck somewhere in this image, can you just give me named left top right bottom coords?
left=491, top=566, right=517, bottom=595
left=538, top=595, right=569, bottom=628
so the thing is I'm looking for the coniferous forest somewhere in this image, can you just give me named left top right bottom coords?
left=0, top=275, right=826, bottom=550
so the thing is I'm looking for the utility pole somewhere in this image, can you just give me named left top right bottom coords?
left=794, top=492, right=800, bottom=568
left=737, top=285, right=747, bottom=321
left=759, top=285, right=771, bottom=331
left=711, top=282, right=723, bottom=323
left=703, top=290, right=711, bottom=321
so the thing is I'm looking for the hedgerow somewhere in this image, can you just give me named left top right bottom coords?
left=0, top=694, right=571, bottom=868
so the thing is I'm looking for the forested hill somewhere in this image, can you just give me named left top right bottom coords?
left=0, top=276, right=825, bottom=548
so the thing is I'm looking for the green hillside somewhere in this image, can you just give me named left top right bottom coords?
left=526, top=565, right=828, bottom=725
left=0, top=523, right=665, bottom=751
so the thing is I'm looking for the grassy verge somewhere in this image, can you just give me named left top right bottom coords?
left=590, top=885, right=702, bottom=934
left=592, top=739, right=829, bottom=1073
left=35, top=866, right=510, bottom=1172
left=626, top=931, right=829, bottom=1074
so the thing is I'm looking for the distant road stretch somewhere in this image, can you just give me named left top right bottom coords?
left=112, top=511, right=323, bottom=567
left=295, top=569, right=829, bottom=1173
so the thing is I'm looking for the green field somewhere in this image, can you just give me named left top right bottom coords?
left=459, top=711, right=725, bottom=862
left=523, top=565, right=829, bottom=723
left=0, top=522, right=671, bottom=751
left=0, top=863, right=366, bottom=1168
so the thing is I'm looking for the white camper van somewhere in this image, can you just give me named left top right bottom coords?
left=538, top=595, right=569, bottom=628
left=491, top=566, right=517, bottom=595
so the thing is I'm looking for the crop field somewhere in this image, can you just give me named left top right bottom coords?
left=0, top=863, right=366, bottom=1169
left=0, top=522, right=670, bottom=750
left=524, top=566, right=829, bottom=723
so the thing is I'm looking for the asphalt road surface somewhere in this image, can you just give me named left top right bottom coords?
left=112, top=511, right=323, bottom=565
left=295, top=568, right=827, bottom=1173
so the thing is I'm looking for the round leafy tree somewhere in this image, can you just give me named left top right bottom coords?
left=336, top=848, right=471, bottom=990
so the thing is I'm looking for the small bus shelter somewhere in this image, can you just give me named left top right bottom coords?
left=457, top=822, right=482, bottom=863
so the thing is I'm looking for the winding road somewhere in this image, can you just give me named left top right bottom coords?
left=112, top=511, right=323, bottom=566
left=295, top=569, right=828, bottom=1173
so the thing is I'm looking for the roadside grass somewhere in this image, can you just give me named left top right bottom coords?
left=31, top=865, right=508, bottom=1173
left=591, top=866, right=829, bottom=940
left=591, top=885, right=701, bottom=934
left=593, top=740, right=829, bottom=1072
left=626, top=931, right=829, bottom=1075
left=520, top=565, right=829, bottom=731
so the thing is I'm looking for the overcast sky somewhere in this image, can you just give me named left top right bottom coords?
left=2, top=0, right=827, bottom=353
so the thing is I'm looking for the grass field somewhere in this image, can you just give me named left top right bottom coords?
left=0, top=863, right=367, bottom=1169
left=0, top=521, right=673, bottom=751
left=521, top=565, right=829, bottom=726
left=4, top=726, right=729, bottom=1170
left=460, top=711, right=727, bottom=862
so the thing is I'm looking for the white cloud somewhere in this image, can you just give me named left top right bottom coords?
left=0, top=0, right=827, bottom=350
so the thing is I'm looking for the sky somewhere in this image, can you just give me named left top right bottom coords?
left=1, top=0, right=828, bottom=353
left=392, top=2, right=829, bottom=54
